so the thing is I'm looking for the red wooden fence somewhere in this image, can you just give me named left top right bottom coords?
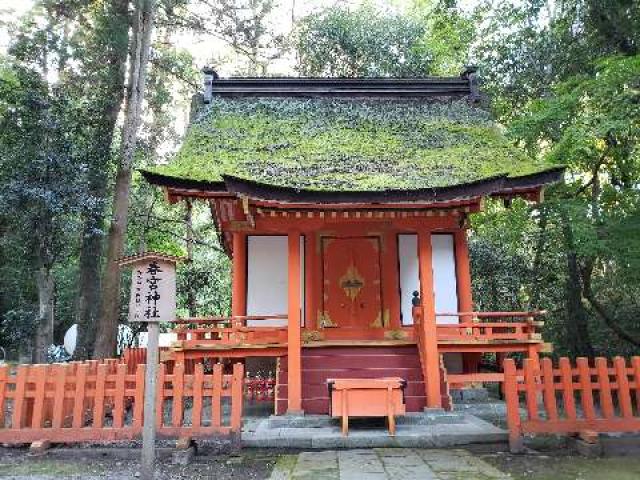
left=0, top=360, right=244, bottom=444
left=504, top=356, right=640, bottom=452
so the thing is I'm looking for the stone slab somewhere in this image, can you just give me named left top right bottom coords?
left=244, top=413, right=507, bottom=449
left=269, top=448, right=510, bottom=480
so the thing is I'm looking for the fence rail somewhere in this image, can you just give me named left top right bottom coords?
left=172, top=315, right=288, bottom=349
left=504, top=356, right=640, bottom=452
left=0, top=360, right=243, bottom=444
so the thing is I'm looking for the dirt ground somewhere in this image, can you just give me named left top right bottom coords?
left=483, top=452, right=640, bottom=480
left=2, top=447, right=640, bottom=479
left=0, top=448, right=277, bottom=479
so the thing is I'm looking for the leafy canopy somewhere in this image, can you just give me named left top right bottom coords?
left=293, top=4, right=434, bottom=77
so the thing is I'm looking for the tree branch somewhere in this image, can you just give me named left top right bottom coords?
left=581, top=261, right=640, bottom=348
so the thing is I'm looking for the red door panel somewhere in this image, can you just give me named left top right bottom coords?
left=321, top=237, right=382, bottom=329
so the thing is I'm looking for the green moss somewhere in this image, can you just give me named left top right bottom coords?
left=147, top=97, right=554, bottom=191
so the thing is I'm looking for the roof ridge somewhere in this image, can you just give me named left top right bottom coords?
left=202, top=72, right=480, bottom=103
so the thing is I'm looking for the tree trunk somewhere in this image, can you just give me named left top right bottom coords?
left=34, top=267, right=54, bottom=364
left=185, top=200, right=197, bottom=317
left=94, top=0, right=156, bottom=359
left=75, top=0, right=130, bottom=360
left=529, top=207, right=548, bottom=309
left=75, top=215, right=104, bottom=359
left=581, top=260, right=640, bottom=348
left=560, top=209, right=594, bottom=358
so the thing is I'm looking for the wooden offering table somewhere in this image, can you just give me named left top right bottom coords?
left=328, top=378, right=406, bottom=436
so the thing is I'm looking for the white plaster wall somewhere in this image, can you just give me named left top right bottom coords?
left=398, top=234, right=420, bottom=326
left=398, top=233, right=459, bottom=325
left=431, top=234, right=459, bottom=324
left=246, top=235, right=304, bottom=326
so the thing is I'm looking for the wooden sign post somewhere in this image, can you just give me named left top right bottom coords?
left=119, top=252, right=183, bottom=480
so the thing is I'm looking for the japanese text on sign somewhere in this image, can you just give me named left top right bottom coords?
left=128, top=259, right=176, bottom=323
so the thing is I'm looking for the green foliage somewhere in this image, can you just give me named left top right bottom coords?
left=202, top=0, right=286, bottom=75
left=475, top=0, right=640, bottom=119
left=294, top=4, right=434, bottom=77
left=0, top=58, right=87, bottom=266
left=148, top=97, right=553, bottom=191
left=512, top=55, right=640, bottom=266
left=293, top=2, right=475, bottom=78
left=472, top=0, right=640, bottom=355
left=412, top=2, right=475, bottom=76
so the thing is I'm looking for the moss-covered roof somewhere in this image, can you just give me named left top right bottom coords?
left=144, top=97, right=557, bottom=192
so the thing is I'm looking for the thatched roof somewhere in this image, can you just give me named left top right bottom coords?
left=142, top=77, right=562, bottom=201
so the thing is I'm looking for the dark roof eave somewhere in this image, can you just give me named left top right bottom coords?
left=223, top=174, right=505, bottom=204
left=140, top=169, right=227, bottom=192
left=140, top=167, right=565, bottom=204
left=501, top=166, right=565, bottom=190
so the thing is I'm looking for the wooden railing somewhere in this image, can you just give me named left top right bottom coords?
left=0, top=360, right=244, bottom=444
left=172, top=315, right=288, bottom=350
left=435, top=311, right=545, bottom=343
left=504, top=356, right=640, bottom=452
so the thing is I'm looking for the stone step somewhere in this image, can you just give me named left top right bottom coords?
left=266, top=410, right=468, bottom=430
left=244, top=413, right=509, bottom=449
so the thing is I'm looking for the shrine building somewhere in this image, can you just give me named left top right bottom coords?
left=141, top=71, right=563, bottom=415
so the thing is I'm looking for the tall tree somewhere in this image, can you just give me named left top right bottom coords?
left=95, top=0, right=157, bottom=358
left=511, top=55, right=640, bottom=353
left=74, top=0, right=131, bottom=359
left=294, top=4, right=434, bottom=77
left=0, top=60, right=87, bottom=362
left=201, top=0, right=286, bottom=75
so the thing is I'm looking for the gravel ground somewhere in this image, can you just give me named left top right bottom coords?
left=0, top=447, right=278, bottom=479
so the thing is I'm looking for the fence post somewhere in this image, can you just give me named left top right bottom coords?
left=72, top=364, right=88, bottom=429
left=31, top=365, right=48, bottom=429
left=212, top=364, right=222, bottom=428
left=614, top=357, right=633, bottom=419
left=503, top=359, right=523, bottom=453
left=133, top=364, right=145, bottom=432
left=231, top=363, right=244, bottom=435
left=171, top=363, right=185, bottom=428
left=52, top=365, right=68, bottom=429
left=0, top=366, right=7, bottom=428
left=558, top=358, right=577, bottom=421
left=632, top=357, right=640, bottom=410
left=192, top=364, right=204, bottom=431
left=541, top=358, right=558, bottom=421
left=113, top=363, right=127, bottom=429
left=576, top=357, right=596, bottom=421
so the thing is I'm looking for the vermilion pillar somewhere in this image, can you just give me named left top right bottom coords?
left=418, top=231, right=442, bottom=408
left=304, top=232, right=317, bottom=329
left=287, top=231, right=303, bottom=413
left=454, top=229, right=474, bottom=320
left=231, top=232, right=247, bottom=318
left=382, top=231, right=402, bottom=329
left=455, top=229, right=480, bottom=375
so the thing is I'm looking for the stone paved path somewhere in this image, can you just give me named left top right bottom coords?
left=270, top=448, right=509, bottom=480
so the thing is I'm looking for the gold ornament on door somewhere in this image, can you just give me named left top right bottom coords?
left=339, top=264, right=365, bottom=301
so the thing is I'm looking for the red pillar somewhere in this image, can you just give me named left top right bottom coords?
left=454, top=229, right=473, bottom=320
left=418, top=231, right=442, bottom=408
left=455, top=229, right=480, bottom=377
left=304, top=232, right=317, bottom=329
left=231, top=232, right=247, bottom=318
left=287, top=231, right=303, bottom=413
left=382, top=230, right=401, bottom=329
